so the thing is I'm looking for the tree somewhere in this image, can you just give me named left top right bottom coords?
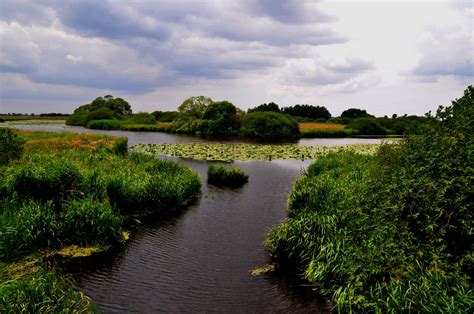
left=66, top=95, right=132, bottom=126
left=178, top=96, right=213, bottom=119
left=248, top=102, right=280, bottom=113
left=282, top=104, right=331, bottom=120
left=241, top=112, right=300, bottom=138
left=341, top=108, right=373, bottom=119
left=200, top=101, right=241, bottom=136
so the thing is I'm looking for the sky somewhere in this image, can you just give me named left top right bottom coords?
left=0, top=0, right=472, bottom=116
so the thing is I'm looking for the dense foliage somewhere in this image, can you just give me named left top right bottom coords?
left=173, top=97, right=242, bottom=136
left=340, top=108, right=373, bottom=119
left=266, top=86, right=473, bottom=312
left=0, top=128, right=25, bottom=165
left=240, top=112, right=300, bottom=138
left=347, top=117, right=388, bottom=135
left=247, top=102, right=281, bottom=113
left=152, top=110, right=179, bottom=122
left=66, top=95, right=132, bottom=126
left=282, top=105, right=331, bottom=120
left=207, top=165, right=249, bottom=187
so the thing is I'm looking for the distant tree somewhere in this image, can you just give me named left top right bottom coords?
left=282, top=104, right=331, bottom=120
left=126, top=112, right=156, bottom=125
left=66, top=95, right=132, bottom=126
left=241, top=112, right=300, bottom=138
left=341, top=108, right=373, bottom=119
left=248, top=102, right=280, bottom=113
left=178, top=96, right=213, bottom=119
left=151, top=111, right=179, bottom=122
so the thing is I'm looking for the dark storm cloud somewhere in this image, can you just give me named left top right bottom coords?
left=0, top=0, right=353, bottom=95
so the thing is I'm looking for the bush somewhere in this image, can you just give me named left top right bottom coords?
left=207, top=165, right=249, bottom=187
left=300, top=129, right=356, bottom=138
left=347, top=117, right=387, bottom=135
left=265, top=86, right=474, bottom=312
left=241, top=112, right=300, bottom=138
left=86, top=119, right=124, bottom=130
left=120, top=124, right=167, bottom=132
left=0, top=128, right=25, bottom=165
left=125, top=112, right=156, bottom=125
left=112, top=137, right=128, bottom=156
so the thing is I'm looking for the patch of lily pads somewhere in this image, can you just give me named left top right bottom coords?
left=132, top=143, right=379, bottom=162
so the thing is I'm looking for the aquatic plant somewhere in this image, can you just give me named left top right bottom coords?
left=132, top=143, right=379, bottom=162
left=207, top=165, right=249, bottom=187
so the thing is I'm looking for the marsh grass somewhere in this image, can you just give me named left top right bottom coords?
left=0, top=130, right=202, bottom=310
left=265, top=86, right=474, bottom=312
left=207, top=165, right=249, bottom=187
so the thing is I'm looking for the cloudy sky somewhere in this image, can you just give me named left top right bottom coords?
left=0, top=0, right=472, bottom=116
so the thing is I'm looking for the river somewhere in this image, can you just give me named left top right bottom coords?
left=12, top=124, right=386, bottom=312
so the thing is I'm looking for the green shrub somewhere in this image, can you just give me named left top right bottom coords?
left=86, top=119, right=124, bottom=130
left=207, top=165, right=249, bottom=187
left=112, top=137, right=128, bottom=155
left=266, top=86, right=474, bottom=312
left=120, top=124, right=167, bottom=132
left=124, top=112, right=156, bottom=125
left=347, top=117, right=387, bottom=135
left=0, top=269, right=95, bottom=313
left=241, top=112, right=300, bottom=138
left=0, top=128, right=25, bottom=165
left=60, top=199, right=122, bottom=245
left=300, top=129, right=356, bottom=138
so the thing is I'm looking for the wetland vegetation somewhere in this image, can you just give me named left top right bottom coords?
left=0, top=129, right=201, bottom=312
left=265, top=86, right=473, bottom=312
left=207, top=165, right=249, bottom=187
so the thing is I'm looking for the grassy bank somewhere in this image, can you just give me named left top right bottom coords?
left=265, top=87, right=473, bottom=312
left=0, top=129, right=201, bottom=311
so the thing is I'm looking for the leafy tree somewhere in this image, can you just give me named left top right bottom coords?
left=282, top=104, right=331, bottom=120
left=199, top=101, right=241, bottom=136
left=151, top=111, right=179, bottom=122
left=0, top=129, right=25, bottom=165
left=347, top=117, right=387, bottom=135
left=241, top=112, right=300, bottom=138
left=178, top=96, right=213, bottom=119
left=248, top=102, right=280, bottom=113
left=66, top=96, right=132, bottom=126
left=125, top=112, right=156, bottom=125
left=341, top=108, right=373, bottom=119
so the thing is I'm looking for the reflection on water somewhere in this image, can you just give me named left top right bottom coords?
left=11, top=124, right=386, bottom=146
left=69, top=160, right=331, bottom=313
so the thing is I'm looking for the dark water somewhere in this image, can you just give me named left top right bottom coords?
left=69, top=160, right=331, bottom=313
left=11, top=124, right=385, bottom=146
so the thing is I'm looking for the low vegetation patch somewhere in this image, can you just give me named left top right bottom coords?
left=207, top=165, right=249, bottom=187
left=132, top=143, right=379, bottom=162
left=265, top=86, right=473, bottom=312
left=0, top=130, right=201, bottom=310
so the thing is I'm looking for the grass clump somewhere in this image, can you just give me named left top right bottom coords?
left=265, top=86, right=474, bottom=312
left=207, top=165, right=249, bottom=187
left=0, top=269, right=96, bottom=313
